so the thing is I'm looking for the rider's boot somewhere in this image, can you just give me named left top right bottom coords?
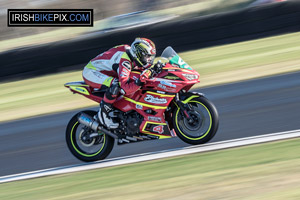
left=98, top=101, right=119, bottom=129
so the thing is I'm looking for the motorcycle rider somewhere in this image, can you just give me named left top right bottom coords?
left=82, top=38, right=158, bottom=129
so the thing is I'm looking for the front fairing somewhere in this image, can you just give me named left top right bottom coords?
left=127, top=47, right=200, bottom=94
left=144, top=46, right=200, bottom=93
left=144, top=66, right=199, bottom=93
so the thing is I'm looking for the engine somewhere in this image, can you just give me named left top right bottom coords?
left=122, top=111, right=144, bottom=136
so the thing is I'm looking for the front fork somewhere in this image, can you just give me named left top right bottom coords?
left=174, top=93, right=195, bottom=124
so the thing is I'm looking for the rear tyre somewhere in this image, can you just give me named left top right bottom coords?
left=173, top=96, right=219, bottom=145
left=66, top=110, right=114, bottom=162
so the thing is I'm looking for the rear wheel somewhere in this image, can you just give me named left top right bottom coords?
left=66, top=110, right=114, bottom=162
left=173, top=96, right=219, bottom=145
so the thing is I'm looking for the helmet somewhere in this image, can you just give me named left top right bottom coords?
left=130, top=37, right=156, bottom=68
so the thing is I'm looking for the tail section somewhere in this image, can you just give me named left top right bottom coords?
left=64, top=81, right=104, bottom=103
left=65, top=81, right=90, bottom=95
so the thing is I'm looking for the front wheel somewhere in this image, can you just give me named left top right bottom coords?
left=66, top=110, right=114, bottom=162
left=173, top=96, right=219, bottom=145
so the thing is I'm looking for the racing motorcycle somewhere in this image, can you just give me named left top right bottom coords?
left=65, top=46, right=219, bottom=162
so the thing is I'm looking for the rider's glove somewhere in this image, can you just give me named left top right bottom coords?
left=138, top=61, right=163, bottom=83
left=140, top=68, right=154, bottom=82
left=152, top=61, right=163, bottom=75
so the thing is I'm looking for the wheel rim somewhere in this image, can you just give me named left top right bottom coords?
left=182, top=110, right=203, bottom=131
left=79, top=129, right=96, bottom=147
left=176, top=100, right=212, bottom=140
left=71, top=122, right=106, bottom=157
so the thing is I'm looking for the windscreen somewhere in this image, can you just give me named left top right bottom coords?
left=161, top=46, right=178, bottom=60
left=161, top=46, right=192, bottom=70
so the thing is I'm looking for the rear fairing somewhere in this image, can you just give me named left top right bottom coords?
left=64, top=81, right=104, bottom=102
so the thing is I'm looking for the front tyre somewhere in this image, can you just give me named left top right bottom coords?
left=66, top=110, right=114, bottom=162
left=173, top=96, right=219, bottom=145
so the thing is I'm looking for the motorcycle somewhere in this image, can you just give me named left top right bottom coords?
left=65, top=46, right=219, bottom=162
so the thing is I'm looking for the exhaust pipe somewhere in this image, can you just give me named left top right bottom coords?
left=77, top=113, right=118, bottom=139
left=77, top=113, right=99, bottom=131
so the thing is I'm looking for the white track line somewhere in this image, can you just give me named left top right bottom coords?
left=1, top=129, right=299, bottom=184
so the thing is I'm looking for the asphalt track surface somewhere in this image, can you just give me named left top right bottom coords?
left=1, top=71, right=300, bottom=177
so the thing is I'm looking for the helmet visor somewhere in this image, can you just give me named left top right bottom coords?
left=144, top=54, right=155, bottom=65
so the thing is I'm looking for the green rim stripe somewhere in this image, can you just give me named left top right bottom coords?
left=70, top=121, right=106, bottom=157
left=175, top=100, right=212, bottom=140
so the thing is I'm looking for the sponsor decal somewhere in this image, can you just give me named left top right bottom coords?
left=104, top=105, right=112, bottom=112
left=120, top=68, right=130, bottom=77
left=93, top=60, right=104, bottom=65
left=158, top=84, right=176, bottom=92
left=144, top=95, right=167, bottom=104
left=164, top=76, right=180, bottom=80
left=153, top=125, right=164, bottom=134
left=70, top=86, right=89, bottom=95
left=136, top=104, right=143, bottom=110
left=92, top=71, right=106, bottom=79
left=160, top=81, right=176, bottom=88
left=75, top=87, right=85, bottom=93
left=148, top=116, right=162, bottom=122
left=158, top=84, right=166, bottom=90
left=121, top=61, right=131, bottom=70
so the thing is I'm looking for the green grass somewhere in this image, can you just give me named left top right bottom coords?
left=1, top=32, right=300, bottom=122
left=181, top=31, right=300, bottom=74
left=1, top=138, right=300, bottom=200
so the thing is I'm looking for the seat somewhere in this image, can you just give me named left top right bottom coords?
left=91, top=87, right=107, bottom=98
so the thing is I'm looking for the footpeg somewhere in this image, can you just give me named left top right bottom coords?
left=118, top=138, right=130, bottom=144
left=140, top=135, right=151, bottom=140
left=133, top=136, right=144, bottom=141
left=146, top=135, right=159, bottom=139
left=126, top=136, right=137, bottom=142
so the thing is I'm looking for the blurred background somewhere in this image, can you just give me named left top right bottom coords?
left=1, top=0, right=266, bottom=51
left=1, top=0, right=295, bottom=81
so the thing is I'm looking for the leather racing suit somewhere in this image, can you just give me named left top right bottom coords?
left=82, top=45, right=143, bottom=129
